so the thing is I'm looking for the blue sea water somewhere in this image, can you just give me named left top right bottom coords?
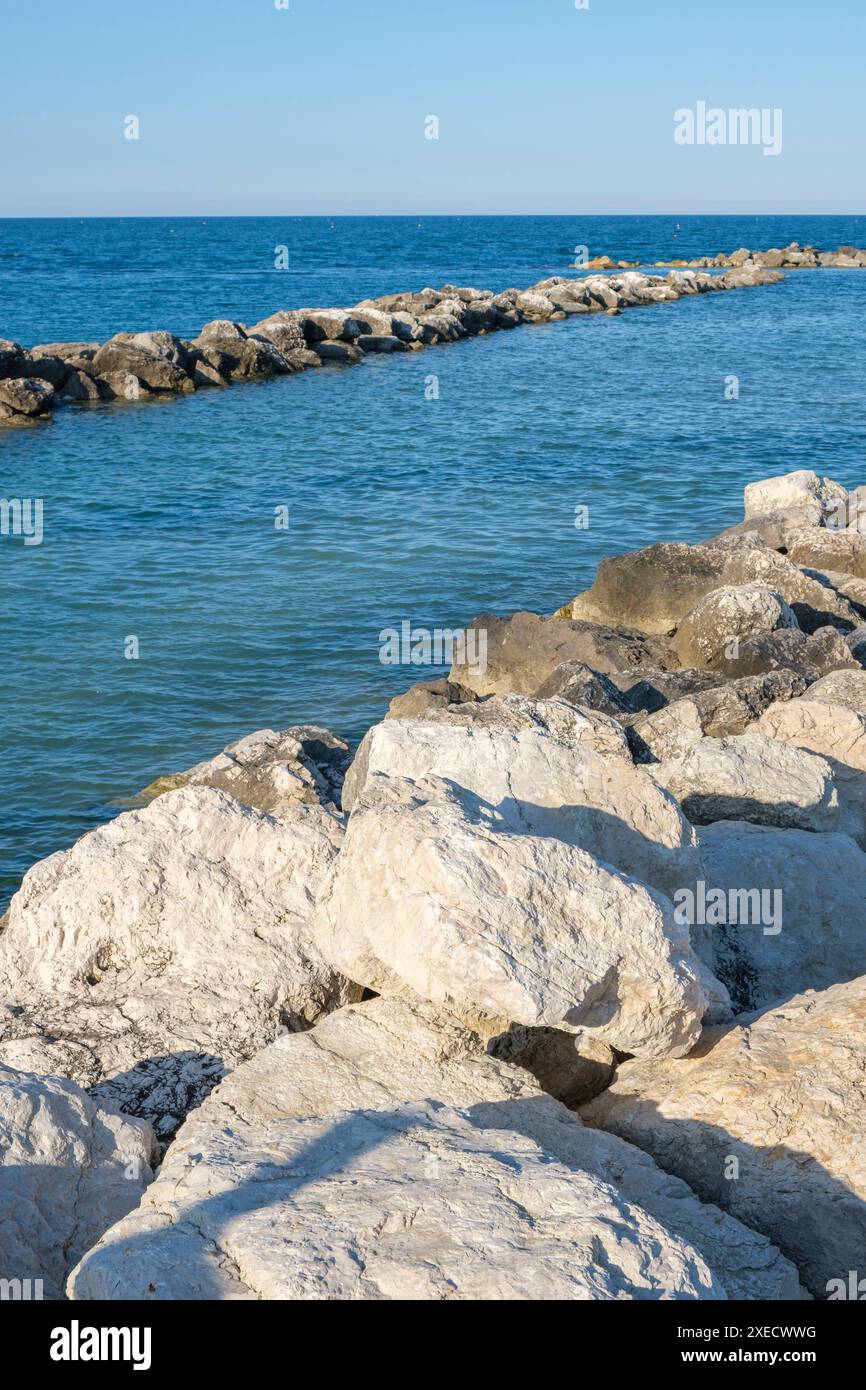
left=1, top=214, right=865, bottom=906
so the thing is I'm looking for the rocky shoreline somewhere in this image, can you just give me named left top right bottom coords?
left=3, top=466, right=866, bottom=1300
left=0, top=260, right=788, bottom=428
left=586, top=239, right=866, bottom=271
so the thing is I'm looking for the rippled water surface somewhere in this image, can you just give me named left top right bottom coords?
left=2, top=214, right=865, bottom=903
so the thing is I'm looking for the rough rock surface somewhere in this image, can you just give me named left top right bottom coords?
left=609, top=665, right=722, bottom=713
left=245, top=310, right=305, bottom=355
left=652, top=733, right=838, bottom=831
left=785, top=527, right=866, bottom=580
left=717, top=623, right=857, bottom=680
left=138, top=725, right=351, bottom=812
left=449, top=611, right=674, bottom=696
left=674, top=585, right=798, bottom=670
left=91, top=335, right=195, bottom=395
left=743, top=469, right=848, bottom=522
left=314, top=774, right=716, bottom=1056
left=805, top=668, right=866, bottom=715
left=630, top=671, right=809, bottom=762
left=68, top=997, right=804, bottom=1301
left=532, top=660, right=631, bottom=716
left=756, top=697, right=866, bottom=846
left=0, top=787, right=358, bottom=1138
left=1, top=1065, right=154, bottom=1300
left=582, top=977, right=866, bottom=1298
left=699, top=821, right=866, bottom=1012
left=568, top=540, right=855, bottom=635
left=342, top=699, right=702, bottom=904
left=71, top=1100, right=737, bottom=1301
left=385, top=677, right=479, bottom=720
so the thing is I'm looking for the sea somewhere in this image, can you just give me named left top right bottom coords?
left=1, top=213, right=865, bottom=905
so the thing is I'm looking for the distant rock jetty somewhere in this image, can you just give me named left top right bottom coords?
left=587, top=239, right=866, bottom=271
left=0, top=261, right=787, bottom=428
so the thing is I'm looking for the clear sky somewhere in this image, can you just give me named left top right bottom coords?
left=2, top=0, right=864, bottom=216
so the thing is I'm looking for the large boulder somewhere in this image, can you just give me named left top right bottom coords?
left=532, top=660, right=631, bottom=717
left=190, top=321, right=292, bottom=380
left=138, top=725, right=351, bottom=813
left=29, top=341, right=100, bottom=373
left=568, top=541, right=855, bottom=636
left=298, top=309, right=363, bottom=343
left=1, top=1065, right=154, bottom=1300
left=756, top=697, right=866, bottom=845
left=652, top=732, right=838, bottom=831
left=714, top=624, right=857, bottom=681
left=699, top=821, right=866, bottom=1011
left=583, top=976, right=866, bottom=1298
left=785, top=527, right=866, bottom=580
left=674, top=586, right=798, bottom=670
left=0, top=377, right=55, bottom=421
left=71, top=1100, right=734, bottom=1301
left=630, top=670, right=809, bottom=762
left=312, top=340, right=364, bottom=364
left=245, top=310, right=305, bottom=355
left=803, top=668, right=866, bottom=715
left=449, top=611, right=673, bottom=697
left=91, top=334, right=195, bottom=395
left=743, top=469, right=848, bottom=522
left=0, top=338, right=27, bottom=379
left=569, top=543, right=729, bottom=634
left=0, top=788, right=358, bottom=1139
left=314, top=774, right=716, bottom=1057
left=68, top=996, right=804, bottom=1301
left=342, top=699, right=702, bottom=905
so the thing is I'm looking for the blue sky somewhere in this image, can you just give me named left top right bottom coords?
left=2, top=0, right=864, bottom=215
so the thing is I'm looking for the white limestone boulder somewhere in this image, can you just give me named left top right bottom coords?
left=343, top=699, right=701, bottom=905
left=314, top=775, right=717, bottom=1056
left=583, top=976, right=866, bottom=1299
left=0, top=787, right=358, bottom=1138
left=743, top=469, right=847, bottom=521
left=1, top=1065, right=154, bottom=1300
left=652, top=732, right=838, bottom=831
left=68, top=996, right=804, bottom=1301
left=804, top=669, right=866, bottom=716
left=756, top=697, right=866, bottom=846
left=138, top=724, right=351, bottom=812
left=674, top=585, right=798, bottom=671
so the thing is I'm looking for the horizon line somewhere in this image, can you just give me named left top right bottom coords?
left=2, top=211, right=866, bottom=222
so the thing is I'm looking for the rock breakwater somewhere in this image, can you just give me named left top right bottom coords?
left=0, top=262, right=783, bottom=428
left=585, top=240, right=866, bottom=271
left=3, top=466, right=865, bottom=1301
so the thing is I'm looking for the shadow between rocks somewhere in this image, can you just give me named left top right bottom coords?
left=581, top=1094, right=866, bottom=1300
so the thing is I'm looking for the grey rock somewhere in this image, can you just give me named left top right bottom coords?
left=449, top=611, right=674, bottom=698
